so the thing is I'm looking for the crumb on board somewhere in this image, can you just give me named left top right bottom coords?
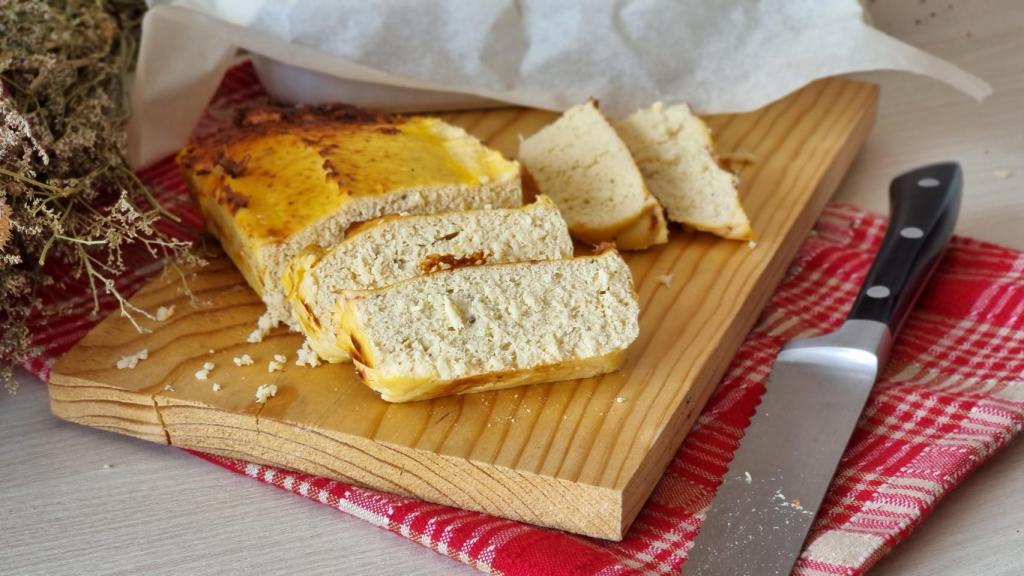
left=247, top=311, right=275, bottom=343
left=116, top=348, right=148, bottom=370
left=208, top=349, right=215, bottom=354
left=655, top=274, right=673, bottom=287
left=744, top=471, right=752, bottom=484
left=994, top=169, right=1014, bottom=179
left=164, top=384, right=175, bottom=392
left=155, top=305, right=175, bottom=322
left=103, top=464, right=113, bottom=470
left=719, top=150, right=757, bottom=171
left=295, top=340, right=321, bottom=368
left=233, top=354, right=254, bottom=367
left=194, top=361, right=215, bottom=380
left=615, top=396, right=627, bottom=404
left=212, top=383, right=222, bottom=392
left=267, top=354, right=286, bottom=372
left=748, top=240, right=758, bottom=249
left=255, top=383, right=278, bottom=403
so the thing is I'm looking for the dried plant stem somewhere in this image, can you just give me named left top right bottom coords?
left=0, top=167, right=66, bottom=194
left=0, top=199, right=10, bottom=251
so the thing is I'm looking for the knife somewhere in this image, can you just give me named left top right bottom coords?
left=683, top=162, right=963, bottom=576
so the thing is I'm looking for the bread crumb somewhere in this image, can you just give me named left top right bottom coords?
left=233, top=354, right=254, bottom=367
left=273, top=354, right=287, bottom=363
left=212, top=383, right=222, bottom=392
left=103, top=464, right=113, bottom=470
left=743, top=471, right=752, bottom=484
left=994, top=169, right=1013, bottom=179
left=194, top=361, right=216, bottom=380
left=255, top=383, right=278, bottom=403
left=615, top=396, right=627, bottom=403
left=155, top=305, right=176, bottom=322
left=164, top=384, right=175, bottom=392
left=748, top=240, right=758, bottom=249
left=208, top=349, right=215, bottom=354
left=116, top=348, right=148, bottom=369
left=247, top=311, right=275, bottom=343
left=295, top=340, right=321, bottom=368
left=268, top=359, right=284, bottom=373
left=655, top=274, right=673, bottom=287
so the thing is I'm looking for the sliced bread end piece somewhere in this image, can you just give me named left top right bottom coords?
left=518, top=100, right=666, bottom=248
left=337, top=251, right=639, bottom=402
left=616, top=102, right=752, bottom=240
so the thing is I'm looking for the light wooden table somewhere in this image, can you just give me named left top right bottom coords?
left=1, top=1, right=1021, bottom=574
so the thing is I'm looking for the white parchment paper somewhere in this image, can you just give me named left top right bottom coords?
left=129, top=0, right=991, bottom=168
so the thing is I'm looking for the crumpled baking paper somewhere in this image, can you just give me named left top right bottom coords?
left=129, top=0, right=990, bottom=168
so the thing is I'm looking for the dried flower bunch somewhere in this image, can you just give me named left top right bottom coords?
left=0, top=0, right=200, bottom=389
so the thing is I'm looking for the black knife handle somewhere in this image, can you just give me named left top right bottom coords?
left=847, top=163, right=962, bottom=333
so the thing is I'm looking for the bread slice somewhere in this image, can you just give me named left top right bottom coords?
left=615, top=102, right=752, bottom=240
left=337, top=251, right=639, bottom=402
left=283, top=196, right=574, bottom=363
left=518, top=100, right=668, bottom=250
left=177, top=104, right=523, bottom=326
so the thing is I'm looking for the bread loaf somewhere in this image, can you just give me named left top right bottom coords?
left=283, top=196, right=574, bottom=363
left=337, top=251, right=639, bottom=402
left=177, top=104, right=523, bottom=326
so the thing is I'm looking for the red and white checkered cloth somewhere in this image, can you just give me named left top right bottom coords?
left=26, top=63, right=1024, bottom=575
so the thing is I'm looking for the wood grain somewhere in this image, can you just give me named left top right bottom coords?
left=48, top=77, right=878, bottom=540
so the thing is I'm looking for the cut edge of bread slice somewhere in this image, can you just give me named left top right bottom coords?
left=518, top=100, right=668, bottom=250
left=336, top=250, right=639, bottom=402
left=283, top=196, right=574, bottom=363
left=616, top=102, right=752, bottom=240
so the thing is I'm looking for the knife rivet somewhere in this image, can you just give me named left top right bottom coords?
left=900, top=227, right=924, bottom=239
left=866, top=285, right=891, bottom=298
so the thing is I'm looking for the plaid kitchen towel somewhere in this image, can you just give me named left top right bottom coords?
left=25, top=62, right=1024, bottom=575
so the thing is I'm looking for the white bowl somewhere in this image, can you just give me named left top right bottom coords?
left=251, top=56, right=500, bottom=112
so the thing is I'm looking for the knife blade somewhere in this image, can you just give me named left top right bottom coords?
left=683, top=162, right=963, bottom=576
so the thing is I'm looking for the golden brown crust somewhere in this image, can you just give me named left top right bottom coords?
left=356, top=349, right=628, bottom=403
left=177, top=103, right=401, bottom=173
left=611, top=194, right=669, bottom=250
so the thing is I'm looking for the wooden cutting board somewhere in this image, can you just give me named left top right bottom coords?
left=49, top=78, right=878, bottom=540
